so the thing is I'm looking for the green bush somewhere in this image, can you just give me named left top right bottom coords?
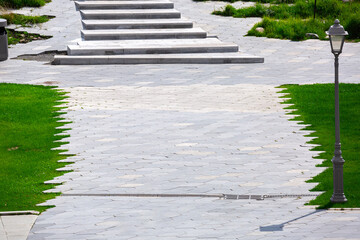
left=316, top=0, right=342, bottom=18
left=248, top=17, right=330, bottom=41
left=292, top=0, right=313, bottom=18
left=213, top=5, right=237, bottom=16
left=236, top=3, right=267, bottom=17
left=344, top=15, right=360, bottom=39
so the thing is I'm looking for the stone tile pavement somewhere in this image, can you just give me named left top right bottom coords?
left=0, top=215, right=37, bottom=240
left=0, top=0, right=360, bottom=239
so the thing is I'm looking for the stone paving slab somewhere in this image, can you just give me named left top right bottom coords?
left=0, top=215, right=37, bottom=240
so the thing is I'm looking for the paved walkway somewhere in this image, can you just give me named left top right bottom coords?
left=0, top=214, right=37, bottom=240
left=1, top=0, right=360, bottom=239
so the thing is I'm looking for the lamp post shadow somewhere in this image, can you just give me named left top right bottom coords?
left=259, top=210, right=326, bottom=232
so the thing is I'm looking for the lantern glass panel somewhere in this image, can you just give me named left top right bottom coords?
left=330, top=35, right=344, bottom=53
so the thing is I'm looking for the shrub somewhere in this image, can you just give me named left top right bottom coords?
left=247, top=17, right=330, bottom=41
left=222, top=5, right=237, bottom=16
left=316, top=0, right=342, bottom=18
left=345, top=15, right=360, bottom=39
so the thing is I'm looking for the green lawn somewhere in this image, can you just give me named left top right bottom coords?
left=279, top=84, right=360, bottom=208
left=0, top=83, right=71, bottom=212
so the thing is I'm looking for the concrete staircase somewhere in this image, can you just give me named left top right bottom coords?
left=53, top=0, right=264, bottom=65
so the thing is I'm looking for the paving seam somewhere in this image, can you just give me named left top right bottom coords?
left=61, top=193, right=320, bottom=200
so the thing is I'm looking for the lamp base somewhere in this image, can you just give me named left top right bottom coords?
left=330, top=193, right=347, bottom=203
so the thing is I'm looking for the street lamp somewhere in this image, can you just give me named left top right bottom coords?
left=326, top=19, right=348, bottom=203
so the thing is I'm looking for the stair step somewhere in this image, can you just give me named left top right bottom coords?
left=80, top=9, right=181, bottom=19
left=67, top=43, right=239, bottom=55
left=81, top=28, right=207, bottom=40
left=75, top=1, right=174, bottom=10
left=77, top=38, right=224, bottom=46
left=53, top=53, right=264, bottom=65
left=82, top=19, right=193, bottom=29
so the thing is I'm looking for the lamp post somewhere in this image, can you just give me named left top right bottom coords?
left=326, top=19, right=348, bottom=203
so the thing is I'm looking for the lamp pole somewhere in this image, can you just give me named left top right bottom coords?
left=331, top=51, right=347, bottom=203
left=326, top=19, right=348, bottom=203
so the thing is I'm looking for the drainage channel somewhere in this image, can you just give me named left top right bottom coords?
left=61, top=193, right=320, bottom=201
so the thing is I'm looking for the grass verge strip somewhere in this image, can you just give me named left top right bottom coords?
left=0, top=83, right=72, bottom=212
left=279, top=83, right=360, bottom=208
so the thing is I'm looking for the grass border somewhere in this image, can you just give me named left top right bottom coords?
left=0, top=83, right=73, bottom=212
left=278, top=83, right=360, bottom=209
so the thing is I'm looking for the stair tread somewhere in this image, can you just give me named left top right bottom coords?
left=69, top=43, right=237, bottom=49
left=57, top=52, right=257, bottom=57
left=67, top=42, right=239, bottom=55
left=77, top=38, right=223, bottom=46
left=82, top=18, right=191, bottom=24
left=75, top=1, right=174, bottom=9
left=82, top=28, right=206, bottom=34
left=80, top=9, right=179, bottom=13
left=53, top=53, right=264, bottom=64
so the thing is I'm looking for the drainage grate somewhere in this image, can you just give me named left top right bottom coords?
left=223, top=194, right=264, bottom=200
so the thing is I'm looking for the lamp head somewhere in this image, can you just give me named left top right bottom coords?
left=326, top=19, right=348, bottom=55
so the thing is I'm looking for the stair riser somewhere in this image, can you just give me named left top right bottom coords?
left=68, top=46, right=239, bottom=55
left=82, top=22, right=193, bottom=29
left=53, top=57, right=264, bottom=65
left=75, top=3, right=174, bottom=10
left=80, top=12, right=181, bottom=19
left=82, top=33, right=207, bottom=40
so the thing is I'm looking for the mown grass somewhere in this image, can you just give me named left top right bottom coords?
left=279, top=84, right=360, bottom=208
left=7, top=29, right=51, bottom=44
left=0, top=83, right=72, bottom=212
left=213, top=0, right=360, bottom=41
left=0, top=0, right=49, bottom=9
left=0, top=13, right=53, bottom=27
